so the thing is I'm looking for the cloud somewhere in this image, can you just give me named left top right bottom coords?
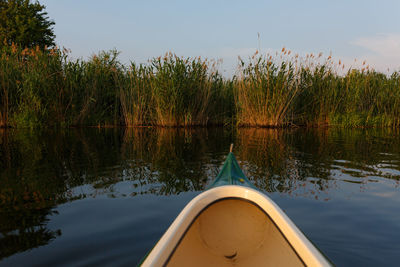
left=352, top=33, right=400, bottom=57
left=350, top=33, right=400, bottom=72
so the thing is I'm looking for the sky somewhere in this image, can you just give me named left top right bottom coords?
left=40, top=0, right=400, bottom=75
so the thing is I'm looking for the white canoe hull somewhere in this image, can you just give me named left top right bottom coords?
left=141, top=185, right=330, bottom=267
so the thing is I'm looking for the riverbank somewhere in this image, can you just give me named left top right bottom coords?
left=1, top=44, right=399, bottom=128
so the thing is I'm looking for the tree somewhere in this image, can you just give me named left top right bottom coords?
left=0, top=0, right=55, bottom=48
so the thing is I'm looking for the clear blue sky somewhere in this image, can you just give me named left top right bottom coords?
left=41, top=0, right=400, bottom=75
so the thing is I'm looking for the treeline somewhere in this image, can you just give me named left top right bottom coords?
left=1, top=44, right=399, bottom=128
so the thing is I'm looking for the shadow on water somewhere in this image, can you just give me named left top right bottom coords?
left=1, top=127, right=400, bottom=262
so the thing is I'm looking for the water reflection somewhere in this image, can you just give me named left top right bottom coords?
left=1, top=127, right=400, bottom=262
left=238, top=128, right=400, bottom=194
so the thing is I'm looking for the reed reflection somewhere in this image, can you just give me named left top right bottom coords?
left=236, top=128, right=400, bottom=198
left=1, top=127, right=400, bottom=260
left=120, top=128, right=214, bottom=195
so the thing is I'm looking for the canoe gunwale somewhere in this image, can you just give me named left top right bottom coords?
left=141, top=185, right=331, bottom=267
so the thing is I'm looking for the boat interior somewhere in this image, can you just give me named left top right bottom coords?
left=166, top=198, right=305, bottom=267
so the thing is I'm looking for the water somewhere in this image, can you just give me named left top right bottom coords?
left=1, top=128, right=400, bottom=266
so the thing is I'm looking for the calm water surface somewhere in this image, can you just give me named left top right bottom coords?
left=1, top=128, right=400, bottom=266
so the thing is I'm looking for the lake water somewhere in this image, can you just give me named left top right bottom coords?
left=1, top=128, right=400, bottom=266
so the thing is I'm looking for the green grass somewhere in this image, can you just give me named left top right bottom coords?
left=1, top=44, right=399, bottom=128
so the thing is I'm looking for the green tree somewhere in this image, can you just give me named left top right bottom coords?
left=0, top=0, right=55, bottom=48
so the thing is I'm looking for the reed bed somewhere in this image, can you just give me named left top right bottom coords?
left=0, top=43, right=399, bottom=128
left=150, top=54, right=212, bottom=126
left=235, top=49, right=300, bottom=127
left=117, top=63, right=152, bottom=126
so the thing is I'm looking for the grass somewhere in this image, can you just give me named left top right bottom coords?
left=0, top=43, right=399, bottom=128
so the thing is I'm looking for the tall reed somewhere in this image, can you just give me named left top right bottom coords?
left=235, top=50, right=301, bottom=127
left=116, top=63, right=152, bottom=126
left=72, top=50, right=122, bottom=126
left=0, top=44, right=21, bottom=127
left=150, top=53, right=213, bottom=126
left=236, top=51, right=400, bottom=128
left=1, top=42, right=400, bottom=128
left=295, top=57, right=341, bottom=126
left=0, top=44, right=66, bottom=127
left=330, top=69, right=400, bottom=127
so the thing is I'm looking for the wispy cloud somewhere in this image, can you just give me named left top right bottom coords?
left=350, top=33, right=400, bottom=71
left=352, top=33, right=400, bottom=57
